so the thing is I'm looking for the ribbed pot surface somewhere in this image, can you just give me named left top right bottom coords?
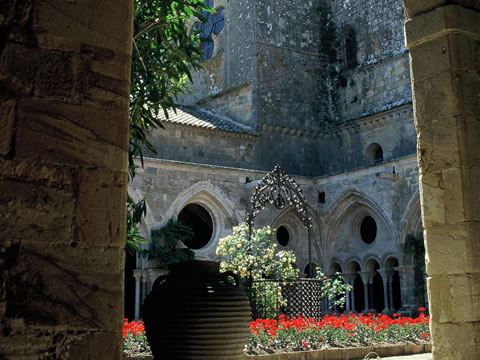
left=143, top=261, right=252, bottom=359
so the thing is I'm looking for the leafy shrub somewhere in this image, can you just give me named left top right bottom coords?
left=216, top=224, right=298, bottom=317
left=142, top=219, right=195, bottom=269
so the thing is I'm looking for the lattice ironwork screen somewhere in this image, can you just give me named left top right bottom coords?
left=250, top=279, right=323, bottom=320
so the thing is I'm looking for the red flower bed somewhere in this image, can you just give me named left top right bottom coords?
left=247, top=309, right=430, bottom=354
left=122, top=309, right=431, bottom=356
left=123, top=319, right=150, bottom=355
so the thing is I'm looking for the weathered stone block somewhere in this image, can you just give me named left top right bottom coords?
left=0, top=98, right=16, bottom=156
left=431, top=320, right=479, bottom=360
left=16, top=98, right=128, bottom=171
left=4, top=243, right=123, bottom=329
left=428, top=273, right=480, bottom=324
left=424, top=222, right=480, bottom=274
left=34, top=0, right=132, bottom=53
left=0, top=180, right=74, bottom=246
left=75, top=167, right=127, bottom=248
left=406, top=5, right=480, bottom=47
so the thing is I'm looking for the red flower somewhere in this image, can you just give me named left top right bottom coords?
left=418, top=307, right=426, bottom=312
left=302, top=341, right=308, bottom=347
left=422, top=332, right=429, bottom=339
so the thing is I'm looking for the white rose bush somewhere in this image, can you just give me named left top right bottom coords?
left=216, top=223, right=298, bottom=317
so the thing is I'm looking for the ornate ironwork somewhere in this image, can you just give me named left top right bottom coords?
left=250, top=279, right=323, bottom=320
left=246, top=164, right=314, bottom=277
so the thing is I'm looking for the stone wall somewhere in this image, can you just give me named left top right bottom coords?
left=0, top=1, right=131, bottom=358
left=146, top=125, right=257, bottom=169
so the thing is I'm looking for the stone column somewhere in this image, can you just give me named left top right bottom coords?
left=359, top=272, right=375, bottom=313
left=0, top=0, right=132, bottom=358
left=403, top=2, right=480, bottom=358
left=133, top=270, right=143, bottom=321
left=343, top=273, right=356, bottom=313
left=388, top=272, right=395, bottom=311
left=378, top=269, right=394, bottom=314
left=395, top=266, right=417, bottom=314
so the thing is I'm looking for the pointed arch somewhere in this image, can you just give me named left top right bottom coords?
left=324, top=189, right=398, bottom=256
left=164, top=181, right=237, bottom=259
left=269, top=206, right=324, bottom=263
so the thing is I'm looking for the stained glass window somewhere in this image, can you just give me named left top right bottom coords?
left=194, top=1, right=225, bottom=60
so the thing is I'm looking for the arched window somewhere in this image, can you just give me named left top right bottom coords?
left=192, top=3, right=225, bottom=60
left=365, top=143, right=384, bottom=165
left=375, top=146, right=384, bottom=163
left=276, top=225, right=290, bottom=247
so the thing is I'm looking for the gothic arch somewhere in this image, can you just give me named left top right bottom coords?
left=165, top=181, right=237, bottom=259
left=324, top=189, right=398, bottom=257
left=270, top=206, right=323, bottom=263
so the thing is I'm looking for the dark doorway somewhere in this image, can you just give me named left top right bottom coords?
left=372, top=263, right=384, bottom=313
left=353, top=264, right=364, bottom=313
left=178, top=203, right=213, bottom=249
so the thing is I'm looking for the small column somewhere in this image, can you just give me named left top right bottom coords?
left=359, top=272, right=375, bottom=313
left=133, top=270, right=143, bottom=321
left=378, top=269, right=394, bottom=314
left=343, top=273, right=356, bottom=313
left=141, top=270, right=149, bottom=307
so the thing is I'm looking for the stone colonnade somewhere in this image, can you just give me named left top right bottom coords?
left=326, top=266, right=420, bottom=315
left=404, top=1, right=480, bottom=358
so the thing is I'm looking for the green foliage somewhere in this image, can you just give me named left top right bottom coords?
left=126, top=196, right=149, bottom=255
left=217, top=223, right=299, bottom=317
left=142, top=219, right=195, bottom=269
left=314, top=267, right=352, bottom=310
left=126, top=0, right=213, bottom=253
left=129, top=0, right=213, bottom=178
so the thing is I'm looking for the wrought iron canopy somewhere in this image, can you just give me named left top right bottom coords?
left=245, top=164, right=314, bottom=277
left=246, top=164, right=312, bottom=230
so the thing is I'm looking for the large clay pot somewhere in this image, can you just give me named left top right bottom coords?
left=143, top=261, right=251, bottom=359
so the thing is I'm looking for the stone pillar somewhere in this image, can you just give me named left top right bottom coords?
left=403, top=2, right=480, bottom=358
left=388, top=272, right=395, bottom=311
left=133, top=270, right=143, bottom=321
left=359, top=272, right=375, bottom=313
left=395, top=266, right=417, bottom=314
left=378, top=269, right=394, bottom=314
left=343, top=273, right=356, bottom=313
left=0, top=0, right=132, bottom=358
